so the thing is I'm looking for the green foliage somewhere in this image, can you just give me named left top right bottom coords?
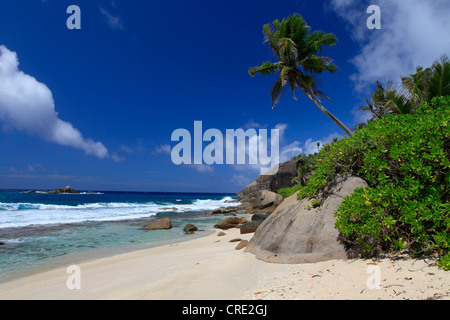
left=291, top=152, right=318, bottom=186
left=438, top=253, right=450, bottom=271
left=298, top=96, right=450, bottom=268
left=277, top=183, right=303, bottom=199
left=310, top=199, right=320, bottom=208
left=277, top=149, right=328, bottom=199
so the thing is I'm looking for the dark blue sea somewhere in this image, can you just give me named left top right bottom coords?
left=0, top=189, right=240, bottom=282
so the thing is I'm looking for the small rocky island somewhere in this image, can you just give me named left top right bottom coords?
left=25, top=186, right=93, bottom=194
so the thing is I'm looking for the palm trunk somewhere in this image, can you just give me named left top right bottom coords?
left=304, top=91, right=354, bottom=137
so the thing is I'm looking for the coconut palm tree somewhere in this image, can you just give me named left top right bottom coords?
left=401, top=54, right=449, bottom=106
left=401, top=66, right=432, bottom=107
left=249, top=14, right=354, bottom=137
left=359, top=81, right=392, bottom=121
left=362, top=54, right=450, bottom=121
left=360, top=80, right=415, bottom=121
left=428, top=54, right=450, bottom=99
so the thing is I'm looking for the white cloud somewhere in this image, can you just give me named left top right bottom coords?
left=0, top=45, right=109, bottom=159
left=155, top=144, right=171, bottom=154
left=27, top=164, right=46, bottom=172
left=100, top=7, right=124, bottom=30
left=243, top=119, right=264, bottom=129
left=279, top=131, right=343, bottom=161
left=226, top=125, right=342, bottom=188
left=118, top=144, right=134, bottom=154
left=228, top=131, right=339, bottom=189
left=225, top=123, right=284, bottom=175
left=274, top=123, right=288, bottom=141
left=110, top=153, right=125, bottom=163
left=329, top=0, right=450, bottom=93
left=302, top=132, right=342, bottom=155
left=182, top=164, right=214, bottom=174
left=352, top=106, right=371, bottom=125
left=230, top=173, right=256, bottom=187
left=279, top=140, right=303, bottom=162
left=191, top=164, right=214, bottom=173
left=226, top=122, right=335, bottom=176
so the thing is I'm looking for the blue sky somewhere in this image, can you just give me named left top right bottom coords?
left=0, top=0, right=449, bottom=193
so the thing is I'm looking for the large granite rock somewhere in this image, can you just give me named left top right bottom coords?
left=245, top=175, right=368, bottom=264
left=236, top=160, right=299, bottom=213
left=249, top=190, right=283, bottom=210
left=237, top=160, right=299, bottom=198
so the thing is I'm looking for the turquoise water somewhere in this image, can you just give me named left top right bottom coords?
left=0, top=190, right=239, bottom=282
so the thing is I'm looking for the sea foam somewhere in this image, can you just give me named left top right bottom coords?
left=0, top=196, right=240, bottom=229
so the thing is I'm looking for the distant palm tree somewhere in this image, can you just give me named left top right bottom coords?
left=359, top=81, right=391, bottom=121
left=401, top=66, right=432, bottom=107
left=249, top=14, right=354, bottom=137
left=362, top=54, right=450, bottom=121
left=427, top=54, right=450, bottom=99
left=361, top=81, right=415, bottom=119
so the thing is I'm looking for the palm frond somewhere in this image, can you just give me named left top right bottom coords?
left=288, top=77, right=297, bottom=100
left=301, top=55, right=337, bottom=74
left=270, top=75, right=285, bottom=108
left=248, top=61, right=281, bottom=78
left=428, top=54, right=450, bottom=98
left=288, top=15, right=309, bottom=45
left=385, top=90, right=414, bottom=115
left=262, top=23, right=280, bottom=58
left=304, top=31, right=337, bottom=54
left=278, top=37, right=298, bottom=64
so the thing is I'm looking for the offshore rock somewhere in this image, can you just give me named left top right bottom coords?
left=183, top=224, right=198, bottom=234
left=214, top=217, right=247, bottom=230
left=26, top=186, right=81, bottom=194
left=140, top=218, right=172, bottom=230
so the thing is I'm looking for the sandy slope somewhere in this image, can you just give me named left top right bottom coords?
left=0, top=228, right=448, bottom=300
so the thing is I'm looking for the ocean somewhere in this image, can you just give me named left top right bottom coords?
left=0, top=189, right=241, bottom=282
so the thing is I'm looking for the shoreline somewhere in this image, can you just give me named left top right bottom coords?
left=0, top=228, right=259, bottom=299
left=0, top=209, right=238, bottom=284
left=0, top=227, right=448, bottom=300
left=0, top=227, right=218, bottom=285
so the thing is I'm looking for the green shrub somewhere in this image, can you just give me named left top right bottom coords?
left=438, top=253, right=450, bottom=271
left=298, top=96, right=450, bottom=268
left=277, top=183, right=303, bottom=199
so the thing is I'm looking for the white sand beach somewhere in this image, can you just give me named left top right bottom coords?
left=0, top=228, right=448, bottom=300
